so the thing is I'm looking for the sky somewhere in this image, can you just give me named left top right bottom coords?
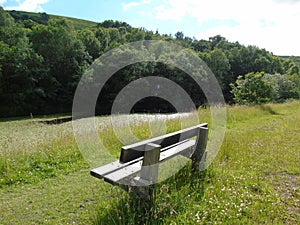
left=2, top=0, right=300, bottom=56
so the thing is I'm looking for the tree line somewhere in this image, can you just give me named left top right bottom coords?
left=0, top=8, right=299, bottom=117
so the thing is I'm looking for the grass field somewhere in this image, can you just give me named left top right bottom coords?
left=8, top=10, right=98, bottom=30
left=0, top=101, right=299, bottom=224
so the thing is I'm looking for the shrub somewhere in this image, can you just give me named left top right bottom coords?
left=230, top=72, right=273, bottom=104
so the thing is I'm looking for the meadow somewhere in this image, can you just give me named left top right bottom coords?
left=0, top=101, right=299, bottom=224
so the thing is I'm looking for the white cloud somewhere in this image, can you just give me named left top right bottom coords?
left=123, top=0, right=151, bottom=11
left=4, top=0, right=49, bottom=12
left=154, top=0, right=288, bottom=24
left=0, top=0, right=7, bottom=5
left=155, top=0, right=190, bottom=21
left=153, top=0, right=300, bottom=55
left=123, top=2, right=140, bottom=10
left=273, top=0, right=300, bottom=4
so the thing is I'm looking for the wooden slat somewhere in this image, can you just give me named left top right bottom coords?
left=103, top=139, right=196, bottom=184
left=90, top=157, right=142, bottom=179
left=120, top=123, right=208, bottom=163
left=160, top=139, right=195, bottom=159
left=90, top=140, right=191, bottom=180
left=104, top=161, right=142, bottom=185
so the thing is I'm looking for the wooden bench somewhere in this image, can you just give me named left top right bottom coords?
left=91, top=123, right=209, bottom=199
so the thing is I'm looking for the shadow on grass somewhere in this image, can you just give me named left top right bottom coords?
left=39, top=116, right=72, bottom=125
left=259, top=105, right=280, bottom=115
left=93, top=165, right=208, bottom=225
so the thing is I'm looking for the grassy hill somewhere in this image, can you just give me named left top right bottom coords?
left=8, top=10, right=300, bottom=59
left=8, top=10, right=98, bottom=30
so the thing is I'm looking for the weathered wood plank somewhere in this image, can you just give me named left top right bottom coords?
left=192, top=127, right=209, bottom=170
left=90, top=140, right=190, bottom=179
left=140, top=143, right=161, bottom=183
left=104, top=161, right=142, bottom=185
left=120, top=123, right=208, bottom=163
left=160, top=139, right=195, bottom=160
left=90, top=157, right=141, bottom=179
left=103, top=139, right=196, bottom=184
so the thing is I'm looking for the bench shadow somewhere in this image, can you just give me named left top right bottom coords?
left=39, top=116, right=72, bottom=125
left=259, top=105, right=281, bottom=115
left=93, top=165, right=208, bottom=225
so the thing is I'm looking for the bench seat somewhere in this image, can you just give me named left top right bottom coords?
left=90, top=123, right=208, bottom=192
left=91, top=139, right=196, bottom=185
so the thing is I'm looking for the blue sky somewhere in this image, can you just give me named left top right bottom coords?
left=2, top=0, right=300, bottom=56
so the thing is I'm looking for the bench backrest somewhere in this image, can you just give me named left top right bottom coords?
left=120, top=123, right=208, bottom=163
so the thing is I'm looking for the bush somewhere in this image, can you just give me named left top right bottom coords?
left=263, top=73, right=300, bottom=102
left=230, top=72, right=273, bottom=104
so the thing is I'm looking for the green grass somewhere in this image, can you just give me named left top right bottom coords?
left=8, top=10, right=98, bottom=30
left=50, top=15, right=98, bottom=30
left=0, top=101, right=299, bottom=224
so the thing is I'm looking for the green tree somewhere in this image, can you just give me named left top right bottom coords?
left=77, top=29, right=101, bottom=60
left=263, top=73, right=300, bottom=101
left=270, top=56, right=284, bottom=74
left=107, top=28, right=122, bottom=48
left=0, top=8, right=48, bottom=116
left=230, top=72, right=273, bottom=104
left=0, top=7, right=15, bottom=27
left=287, top=73, right=300, bottom=98
left=29, top=19, right=90, bottom=112
left=192, top=39, right=211, bottom=52
left=200, top=49, right=231, bottom=89
left=175, top=31, right=184, bottom=40
left=95, top=28, right=110, bottom=53
left=209, top=35, right=226, bottom=50
left=254, top=55, right=272, bottom=73
left=125, top=28, right=145, bottom=42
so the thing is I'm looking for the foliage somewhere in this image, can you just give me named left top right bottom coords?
left=287, top=73, right=300, bottom=96
left=9, top=10, right=50, bottom=25
left=199, top=48, right=232, bottom=101
left=0, top=8, right=48, bottom=116
left=263, top=73, right=300, bottom=102
left=231, top=72, right=300, bottom=104
left=230, top=72, right=273, bottom=104
left=77, top=29, right=102, bottom=60
left=0, top=8, right=300, bottom=117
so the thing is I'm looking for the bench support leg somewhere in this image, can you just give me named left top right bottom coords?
left=130, top=143, right=161, bottom=216
left=140, top=143, right=161, bottom=183
left=127, top=185, right=156, bottom=223
left=192, top=127, right=208, bottom=171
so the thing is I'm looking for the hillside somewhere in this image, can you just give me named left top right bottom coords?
left=6, top=10, right=300, bottom=57
left=8, top=10, right=98, bottom=29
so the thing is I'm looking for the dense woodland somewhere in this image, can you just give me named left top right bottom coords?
left=0, top=8, right=300, bottom=117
